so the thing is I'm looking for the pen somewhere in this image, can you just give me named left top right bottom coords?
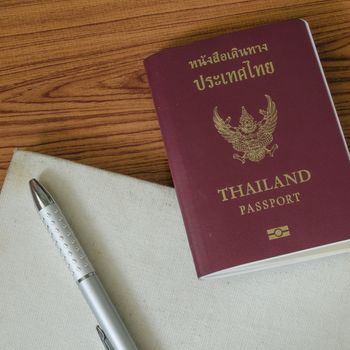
left=29, top=179, right=139, bottom=350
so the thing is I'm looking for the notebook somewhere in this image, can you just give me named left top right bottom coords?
left=0, top=150, right=349, bottom=350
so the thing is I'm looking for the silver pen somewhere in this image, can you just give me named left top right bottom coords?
left=29, top=179, right=139, bottom=350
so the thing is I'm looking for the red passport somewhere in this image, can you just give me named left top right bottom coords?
left=144, top=19, right=350, bottom=279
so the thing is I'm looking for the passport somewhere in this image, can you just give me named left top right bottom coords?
left=144, top=19, right=350, bottom=279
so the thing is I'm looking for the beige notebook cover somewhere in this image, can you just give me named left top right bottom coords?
left=0, top=150, right=349, bottom=350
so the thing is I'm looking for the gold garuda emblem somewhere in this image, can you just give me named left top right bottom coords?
left=213, top=94, right=278, bottom=163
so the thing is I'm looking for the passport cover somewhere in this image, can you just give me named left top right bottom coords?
left=144, top=19, right=350, bottom=278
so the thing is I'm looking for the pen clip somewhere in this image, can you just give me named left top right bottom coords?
left=96, top=325, right=115, bottom=350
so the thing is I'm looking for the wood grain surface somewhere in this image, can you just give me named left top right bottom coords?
left=0, top=0, right=349, bottom=188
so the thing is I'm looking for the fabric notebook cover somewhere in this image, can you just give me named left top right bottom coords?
left=144, top=19, right=350, bottom=277
left=0, top=150, right=349, bottom=350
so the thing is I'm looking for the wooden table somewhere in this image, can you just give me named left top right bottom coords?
left=1, top=0, right=349, bottom=189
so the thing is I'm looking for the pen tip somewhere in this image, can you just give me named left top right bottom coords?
left=29, top=178, right=41, bottom=197
left=29, top=178, right=38, bottom=193
left=29, top=178, right=54, bottom=211
left=29, top=178, right=38, bottom=187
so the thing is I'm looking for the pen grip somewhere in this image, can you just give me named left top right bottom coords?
left=39, top=203, right=95, bottom=281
